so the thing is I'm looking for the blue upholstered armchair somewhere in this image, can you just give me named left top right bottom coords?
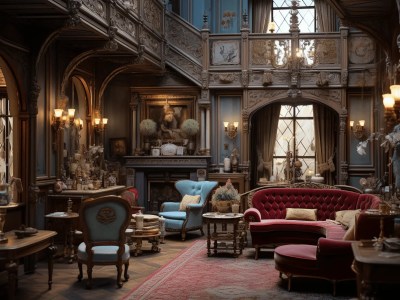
left=159, top=180, right=218, bottom=240
left=77, top=195, right=131, bottom=289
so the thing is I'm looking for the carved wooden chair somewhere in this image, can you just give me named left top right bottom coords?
left=77, top=195, right=131, bottom=289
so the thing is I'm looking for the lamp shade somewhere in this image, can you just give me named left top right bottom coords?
left=383, top=93, right=395, bottom=108
left=390, top=85, right=400, bottom=100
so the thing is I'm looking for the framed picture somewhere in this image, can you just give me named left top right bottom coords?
left=212, top=40, right=240, bottom=65
left=110, top=138, right=127, bottom=157
left=143, top=98, right=194, bottom=144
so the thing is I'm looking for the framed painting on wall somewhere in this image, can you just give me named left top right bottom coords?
left=211, top=40, right=240, bottom=65
left=110, top=138, right=128, bottom=158
left=143, top=98, right=194, bottom=144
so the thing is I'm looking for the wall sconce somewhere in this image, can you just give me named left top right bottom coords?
left=94, top=117, right=108, bottom=132
left=52, top=108, right=65, bottom=132
left=350, top=120, right=366, bottom=140
left=67, top=108, right=75, bottom=125
left=383, top=93, right=397, bottom=132
left=224, top=121, right=239, bottom=139
left=390, top=85, right=400, bottom=100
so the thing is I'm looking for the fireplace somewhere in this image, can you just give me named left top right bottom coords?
left=125, top=156, right=211, bottom=212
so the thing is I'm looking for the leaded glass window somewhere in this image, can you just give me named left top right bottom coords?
left=273, top=104, right=315, bottom=181
left=272, top=0, right=316, bottom=33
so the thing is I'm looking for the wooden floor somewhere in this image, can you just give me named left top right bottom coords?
left=0, top=231, right=206, bottom=300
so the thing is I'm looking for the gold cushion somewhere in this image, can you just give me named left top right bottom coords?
left=179, top=194, right=201, bottom=211
left=335, top=209, right=361, bottom=228
left=285, top=208, right=317, bottom=221
left=342, top=211, right=360, bottom=240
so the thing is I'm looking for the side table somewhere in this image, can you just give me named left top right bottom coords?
left=45, top=212, right=79, bottom=263
left=202, top=212, right=245, bottom=257
left=0, top=230, right=57, bottom=300
left=129, top=233, right=161, bottom=256
left=128, top=213, right=161, bottom=256
left=351, top=241, right=400, bottom=299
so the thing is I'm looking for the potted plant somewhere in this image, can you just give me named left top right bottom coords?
left=139, top=119, right=157, bottom=154
left=211, top=179, right=240, bottom=213
left=180, top=119, right=199, bottom=155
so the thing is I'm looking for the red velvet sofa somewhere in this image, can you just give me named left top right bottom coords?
left=243, top=187, right=381, bottom=259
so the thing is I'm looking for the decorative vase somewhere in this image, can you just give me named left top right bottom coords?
left=187, top=141, right=195, bottom=155
left=143, top=141, right=151, bottom=155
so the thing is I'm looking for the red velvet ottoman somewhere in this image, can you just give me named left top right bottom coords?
left=274, top=238, right=355, bottom=296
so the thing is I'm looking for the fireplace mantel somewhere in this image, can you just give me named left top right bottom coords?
left=125, top=156, right=211, bottom=212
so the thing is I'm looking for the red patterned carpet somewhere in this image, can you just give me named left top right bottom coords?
left=123, top=240, right=357, bottom=300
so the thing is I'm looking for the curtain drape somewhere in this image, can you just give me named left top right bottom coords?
left=253, top=103, right=281, bottom=182
left=313, top=104, right=336, bottom=184
left=252, top=0, right=272, bottom=33
left=315, top=0, right=338, bottom=32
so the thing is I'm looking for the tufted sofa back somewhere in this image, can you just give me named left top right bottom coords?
left=251, top=188, right=381, bottom=221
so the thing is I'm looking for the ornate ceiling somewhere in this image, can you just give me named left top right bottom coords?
left=328, top=0, right=400, bottom=62
left=0, top=1, right=399, bottom=69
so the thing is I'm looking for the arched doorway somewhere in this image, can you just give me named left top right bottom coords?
left=249, top=100, right=339, bottom=188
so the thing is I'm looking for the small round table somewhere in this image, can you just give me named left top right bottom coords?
left=45, top=212, right=79, bottom=263
left=202, top=212, right=245, bottom=257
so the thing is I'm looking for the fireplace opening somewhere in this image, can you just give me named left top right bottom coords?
left=147, top=181, right=181, bottom=213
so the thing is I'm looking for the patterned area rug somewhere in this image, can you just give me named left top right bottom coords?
left=123, top=240, right=357, bottom=300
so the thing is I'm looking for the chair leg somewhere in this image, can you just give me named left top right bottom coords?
left=200, top=227, right=204, bottom=236
left=123, top=262, right=129, bottom=282
left=86, top=266, right=93, bottom=289
left=116, top=264, right=123, bottom=288
left=332, top=280, right=337, bottom=296
left=254, top=246, right=259, bottom=260
left=181, top=231, right=186, bottom=241
left=287, top=274, right=292, bottom=291
left=77, top=262, right=83, bottom=281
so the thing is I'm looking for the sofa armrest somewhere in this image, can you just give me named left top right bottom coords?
left=244, top=208, right=262, bottom=222
left=317, top=237, right=352, bottom=257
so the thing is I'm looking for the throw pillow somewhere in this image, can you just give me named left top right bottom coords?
left=285, top=208, right=317, bottom=221
left=335, top=209, right=361, bottom=228
left=342, top=211, right=360, bottom=240
left=179, top=194, right=201, bottom=211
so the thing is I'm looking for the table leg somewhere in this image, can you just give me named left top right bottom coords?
left=6, top=260, right=18, bottom=300
left=133, top=238, right=143, bottom=256
left=150, top=236, right=161, bottom=252
left=207, top=221, right=211, bottom=257
left=47, top=244, right=57, bottom=290
left=66, top=220, right=75, bottom=264
left=213, top=222, right=217, bottom=255
left=233, top=222, right=238, bottom=257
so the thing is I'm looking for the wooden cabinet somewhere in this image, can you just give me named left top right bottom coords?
left=208, top=173, right=246, bottom=194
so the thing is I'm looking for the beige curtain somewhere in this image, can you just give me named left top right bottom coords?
left=252, top=0, right=272, bottom=33
left=315, top=0, right=338, bottom=32
left=313, top=104, right=337, bottom=184
left=253, top=103, right=281, bottom=181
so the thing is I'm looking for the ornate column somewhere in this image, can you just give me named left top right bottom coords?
left=205, top=104, right=211, bottom=155
left=130, top=93, right=139, bottom=155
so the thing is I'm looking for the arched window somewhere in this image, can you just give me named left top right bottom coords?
left=273, top=104, right=315, bottom=181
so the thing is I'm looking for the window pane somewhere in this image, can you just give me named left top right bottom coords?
left=296, top=119, right=315, bottom=156
left=279, top=105, right=293, bottom=117
left=296, top=105, right=313, bottom=117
